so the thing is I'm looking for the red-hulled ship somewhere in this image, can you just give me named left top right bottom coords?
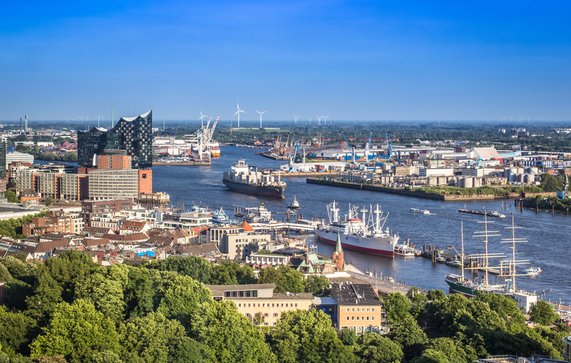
left=316, top=201, right=399, bottom=258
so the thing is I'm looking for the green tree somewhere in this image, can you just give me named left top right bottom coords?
left=338, top=329, right=358, bottom=346
left=529, top=301, right=558, bottom=326
left=25, top=269, right=64, bottom=326
left=0, top=305, right=36, bottom=356
left=210, top=261, right=256, bottom=285
left=124, top=267, right=161, bottom=318
left=389, top=315, right=428, bottom=361
left=355, top=332, right=403, bottom=363
left=146, top=256, right=212, bottom=283
left=268, top=309, right=355, bottom=363
left=30, top=299, right=120, bottom=362
left=304, top=275, right=330, bottom=296
left=541, top=173, right=564, bottom=192
left=258, top=266, right=304, bottom=293
left=0, top=256, right=36, bottom=284
left=2, top=279, right=33, bottom=311
left=75, top=272, right=125, bottom=323
left=0, top=263, right=12, bottom=282
left=418, top=338, right=466, bottom=363
left=411, top=349, right=450, bottom=363
left=382, top=293, right=413, bottom=323
left=4, top=190, right=18, bottom=203
left=192, top=300, right=276, bottom=363
left=86, top=350, right=123, bottom=363
left=120, top=311, right=213, bottom=363
left=157, top=275, right=212, bottom=331
left=475, top=293, right=526, bottom=329
left=44, top=250, right=97, bottom=301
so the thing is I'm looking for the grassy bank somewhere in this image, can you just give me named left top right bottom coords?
left=522, top=196, right=571, bottom=213
left=416, top=185, right=544, bottom=198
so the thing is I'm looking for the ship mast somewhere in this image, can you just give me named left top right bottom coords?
left=374, top=204, right=382, bottom=234
left=501, top=215, right=528, bottom=293
left=329, top=200, right=339, bottom=224
left=473, top=213, right=501, bottom=287
left=461, top=222, right=465, bottom=281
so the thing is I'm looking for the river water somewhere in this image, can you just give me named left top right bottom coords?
left=153, top=146, right=571, bottom=304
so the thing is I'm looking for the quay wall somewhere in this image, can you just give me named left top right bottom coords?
left=153, top=161, right=211, bottom=166
left=280, top=171, right=339, bottom=178
left=306, top=178, right=556, bottom=202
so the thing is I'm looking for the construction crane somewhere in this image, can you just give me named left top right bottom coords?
left=185, top=115, right=219, bottom=162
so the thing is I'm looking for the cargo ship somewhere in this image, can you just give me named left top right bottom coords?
left=315, top=201, right=399, bottom=258
left=223, top=159, right=286, bottom=199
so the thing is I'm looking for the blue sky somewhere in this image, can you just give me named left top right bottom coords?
left=1, top=0, right=570, bottom=121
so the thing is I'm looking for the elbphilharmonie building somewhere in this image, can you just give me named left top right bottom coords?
left=78, top=110, right=153, bottom=169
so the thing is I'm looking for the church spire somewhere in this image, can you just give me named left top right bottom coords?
left=332, top=231, right=345, bottom=271
left=335, top=231, right=343, bottom=253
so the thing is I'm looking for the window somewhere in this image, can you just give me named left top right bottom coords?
left=273, top=313, right=278, bottom=317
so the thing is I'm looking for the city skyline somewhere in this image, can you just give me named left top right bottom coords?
left=1, top=1, right=570, bottom=121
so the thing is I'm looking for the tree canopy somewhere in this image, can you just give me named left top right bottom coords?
left=1, top=254, right=569, bottom=362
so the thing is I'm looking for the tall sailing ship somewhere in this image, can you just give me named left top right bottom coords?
left=223, top=159, right=286, bottom=199
left=445, top=215, right=537, bottom=300
left=316, top=201, right=399, bottom=258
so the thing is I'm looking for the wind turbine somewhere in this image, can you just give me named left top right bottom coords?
left=256, top=110, right=267, bottom=129
left=198, top=111, right=208, bottom=128
left=293, top=115, right=299, bottom=125
left=316, top=115, right=323, bottom=126
left=234, top=103, right=246, bottom=128
left=321, top=115, right=329, bottom=125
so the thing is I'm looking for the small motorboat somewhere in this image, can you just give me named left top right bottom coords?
left=394, top=244, right=416, bottom=257
left=410, top=208, right=431, bottom=215
left=435, top=256, right=447, bottom=264
left=525, top=266, right=542, bottom=276
left=446, top=258, right=463, bottom=268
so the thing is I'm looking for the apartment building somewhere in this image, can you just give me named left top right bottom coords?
left=206, top=283, right=314, bottom=327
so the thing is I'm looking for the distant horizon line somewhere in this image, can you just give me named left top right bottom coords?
left=2, top=119, right=571, bottom=124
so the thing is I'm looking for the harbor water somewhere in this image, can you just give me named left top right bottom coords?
left=153, top=146, right=571, bottom=304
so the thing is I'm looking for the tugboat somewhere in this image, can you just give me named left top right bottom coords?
left=223, top=159, right=286, bottom=199
left=288, top=195, right=300, bottom=209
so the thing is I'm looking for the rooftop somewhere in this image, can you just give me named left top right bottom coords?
left=330, top=282, right=381, bottom=306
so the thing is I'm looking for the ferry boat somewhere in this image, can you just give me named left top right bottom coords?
left=211, top=207, right=232, bottom=224
left=223, top=159, right=286, bottom=199
left=315, top=201, right=399, bottom=258
left=234, top=203, right=273, bottom=223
